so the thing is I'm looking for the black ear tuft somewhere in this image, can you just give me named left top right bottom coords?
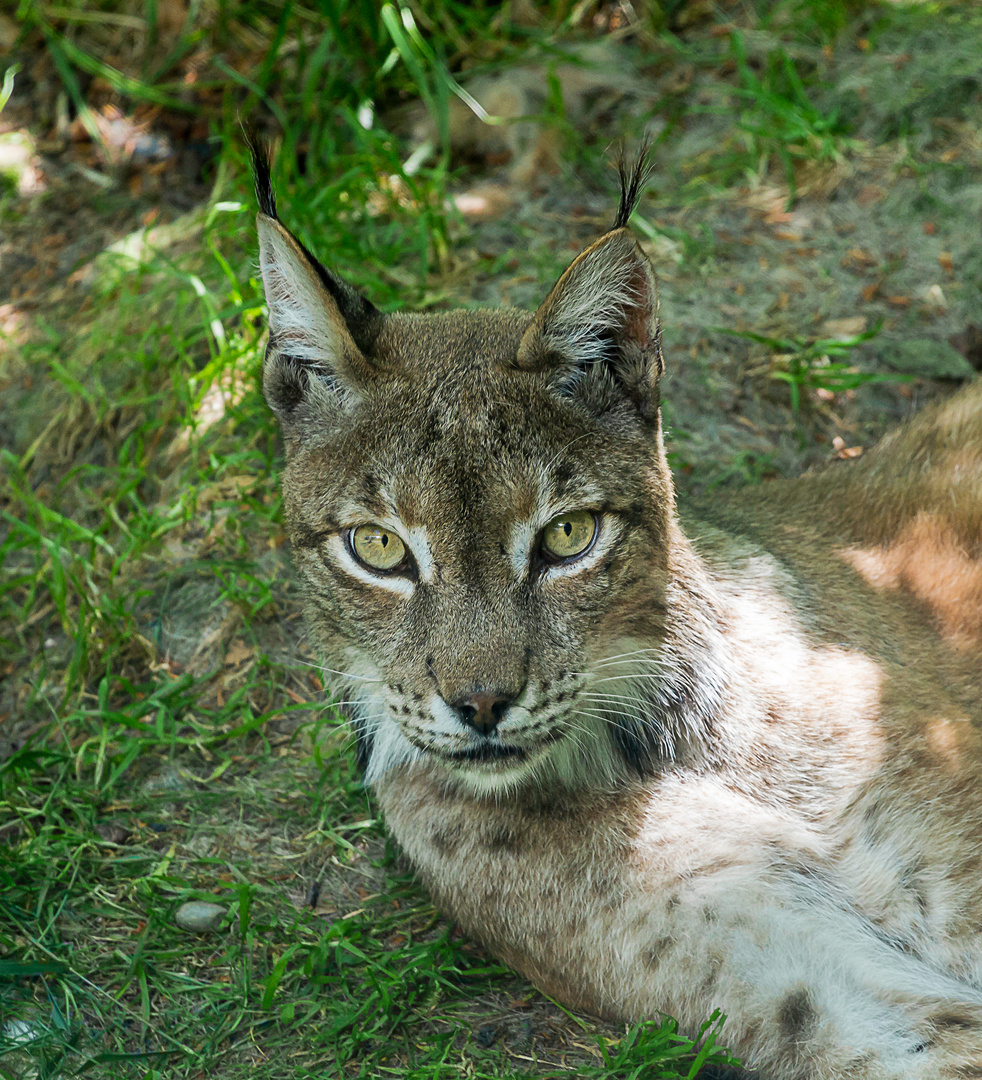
left=250, top=134, right=384, bottom=360
left=246, top=129, right=278, bottom=220
left=612, top=137, right=655, bottom=231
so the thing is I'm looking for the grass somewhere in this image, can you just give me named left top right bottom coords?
left=715, top=320, right=902, bottom=414
left=726, top=32, right=852, bottom=205
left=2, top=0, right=980, bottom=1076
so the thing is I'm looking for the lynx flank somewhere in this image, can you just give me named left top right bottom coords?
left=253, top=143, right=982, bottom=1079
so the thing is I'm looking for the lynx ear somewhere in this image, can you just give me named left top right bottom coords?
left=257, top=212, right=384, bottom=432
left=515, top=229, right=663, bottom=421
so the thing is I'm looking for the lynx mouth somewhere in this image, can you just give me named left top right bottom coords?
left=443, top=743, right=527, bottom=763
left=439, top=725, right=569, bottom=768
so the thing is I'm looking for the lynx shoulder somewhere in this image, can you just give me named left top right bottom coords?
left=252, top=140, right=982, bottom=1080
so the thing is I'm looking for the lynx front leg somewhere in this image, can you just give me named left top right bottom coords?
left=620, top=857, right=982, bottom=1080
left=620, top=781, right=982, bottom=1079
left=378, top=768, right=982, bottom=1080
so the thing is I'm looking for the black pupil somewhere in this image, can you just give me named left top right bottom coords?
left=563, top=522, right=572, bottom=536
left=380, top=534, right=388, bottom=547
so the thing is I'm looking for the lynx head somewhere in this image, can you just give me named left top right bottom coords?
left=254, top=142, right=719, bottom=795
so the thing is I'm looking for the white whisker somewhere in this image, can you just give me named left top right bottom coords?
left=320, top=665, right=382, bottom=683
left=588, top=672, right=668, bottom=684
left=592, top=648, right=664, bottom=666
left=289, top=657, right=383, bottom=683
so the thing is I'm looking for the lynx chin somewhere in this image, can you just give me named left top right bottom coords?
left=252, top=140, right=982, bottom=1080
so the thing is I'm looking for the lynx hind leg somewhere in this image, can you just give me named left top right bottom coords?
left=739, top=951, right=982, bottom=1079
left=748, top=1000, right=982, bottom=1080
left=653, top=862, right=982, bottom=1080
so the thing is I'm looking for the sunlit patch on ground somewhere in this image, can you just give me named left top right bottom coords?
left=0, top=128, right=44, bottom=195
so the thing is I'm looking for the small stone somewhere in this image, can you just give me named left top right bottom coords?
left=3, top=1019, right=39, bottom=1045
left=94, top=822, right=132, bottom=845
left=475, top=1023, right=498, bottom=1048
left=142, top=766, right=190, bottom=794
left=174, top=902, right=227, bottom=933
left=881, top=338, right=975, bottom=381
left=821, top=316, right=867, bottom=340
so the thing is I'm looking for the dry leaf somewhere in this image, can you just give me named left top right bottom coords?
left=0, top=13, right=18, bottom=48
left=841, top=248, right=878, bottom=272
left=224, top=640, right=254, bottom=667
left=856, top=185, right=884, bottom=207
left=452, top=184, right=514, bottom=219
left=197, top=475, right=258, bottom=507
left=764, top=207, right=794, bottom=225
left=157, top=0, right=188, bottom=36
left=832, top=436, right=864, bottom=459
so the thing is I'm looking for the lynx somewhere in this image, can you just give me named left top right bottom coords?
left=252, top=142, right=982, bottom=1079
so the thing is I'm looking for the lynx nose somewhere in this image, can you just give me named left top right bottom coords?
left=453, top=690, right=513, bottom=737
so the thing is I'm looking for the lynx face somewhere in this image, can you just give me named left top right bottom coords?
left=254, top=150, right=717, bottom=793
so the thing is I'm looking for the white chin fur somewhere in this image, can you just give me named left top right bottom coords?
left=361, top=714, right=423, bottom=786
left=361, top=707, right=629, bottom=796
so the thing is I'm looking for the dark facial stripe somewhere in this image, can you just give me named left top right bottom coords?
left=291, top=522, right=336, bottom=549
left=354, top=715, right=374, bottom=773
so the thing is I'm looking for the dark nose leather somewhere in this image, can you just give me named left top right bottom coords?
left=453, top=690, right=513, bottom=736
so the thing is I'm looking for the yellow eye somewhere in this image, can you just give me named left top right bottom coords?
left=542, top=511, right=598, bottom=562
left=350, top=524, right=407, bottom=572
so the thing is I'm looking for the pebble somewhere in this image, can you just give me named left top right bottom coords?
left=475, top=1023, right=497, bottom=1048
left=174, top=902, right=227, bottom=933
left=3, top=1019, right=39, bottom=1045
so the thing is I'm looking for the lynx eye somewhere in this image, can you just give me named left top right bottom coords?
left=349, top=524, right=407, bottom=572
left=541, top=511, right=598, bottom=562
